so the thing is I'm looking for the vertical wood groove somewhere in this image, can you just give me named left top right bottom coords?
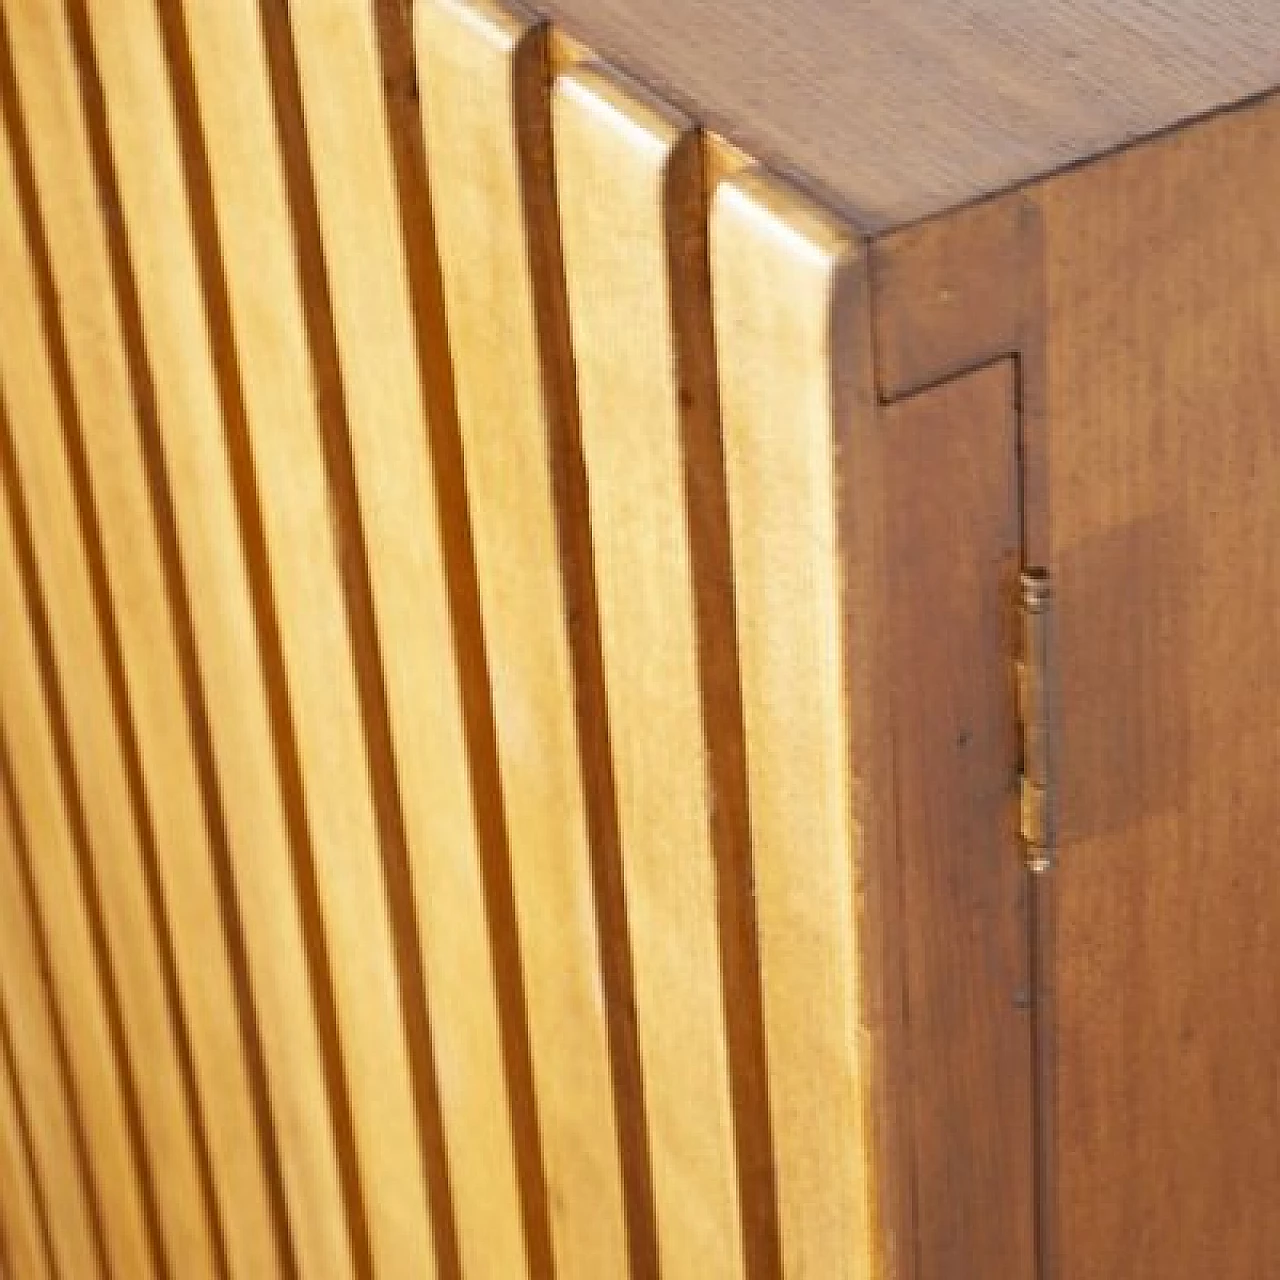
left=0, top=382, right=171, bottom=1280
left=0, top=7, right=917, bottom=1276
left=0, top=1000, right=58, bottom=1280
left=0, top=17, right=231, bottom=1276
left=0, top=728, right=115, bottom=1280
left=372, top=3, right=556, bottom=1274
left=148, top=3, right=376, bottom=1272
left=661, top=146, right=783, bottom=1280
left=373, top=7, right=559, bottom=1268
left=418, top=4, right=659, bottom=1273
left=513, top=21, right=661, bottom=1276
left=552, top=68, right=771, bottom=1278
left=53, top=6, right=299, bottom=1274
left=252, top=3, right=462, bottom=1272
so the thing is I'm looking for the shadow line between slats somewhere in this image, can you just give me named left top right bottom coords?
left=0, top=18, right=230, bottom=1278
left=253, top=3, right=464, bottom=1272
left=148, top=0, right=377, bottom=1269
left=55, top=6, right=301, bottom=1274
left=0, top=724, right=115, bottom=1280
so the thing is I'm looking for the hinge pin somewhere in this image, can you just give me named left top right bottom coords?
left=1018, top=568, right=1052, bottom=872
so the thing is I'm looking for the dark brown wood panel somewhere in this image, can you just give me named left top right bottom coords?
left=882, top=361, right=1036, bottom=1280
left=536, top=0, right=1280, bottom=229
left=1044, top=87, right=1280, bottom=1280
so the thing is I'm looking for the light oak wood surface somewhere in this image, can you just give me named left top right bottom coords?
left=553, top=65, right=755, bottom=1280
left=0, top=2, right=1276, bottom=1278
left=0, top=657, right=102, bottom=1280
left=0, top=534, right=153, bottom=1280
left=176, top=0, right=442, bottom=1273
left=3, top=5, right=288, bottom=1274
left=0, top=949, right=51, bottom=1280
left=711, top=170, right=876, bottom=1279
left=287, top=2, right=530, bottom=1275
left=418, top=3, right=641, bottom=1275
left=81, top=2, right=359, bottom=1272
left=0, top=35, right=225, bottom=1271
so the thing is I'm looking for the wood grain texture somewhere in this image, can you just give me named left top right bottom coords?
left=13, top=5, right=1280, bottom=1278
left=1044, top=89, right=1280, bottom=1280
left=285, top=1, right=535, bottom=1275
left=710, top=169, right=877, bottom=1278
left=417, top=3, right=648, bottom=1276
left=0, top=689, right=103, bottom=1280
left=78, top=1, right=361, bottom=1275
left=534, top=0, right=1280, bottom=229
left=0, top=976, right=51, bottom=1280
left=554, top=65, right=775, bottom=1279
left=2, top=5, right=287, bottom=1275
left=871, top=194, right=1030, bottom=399
left=0, top=65, right=222, bottom=1276
left=882, top=363, right=1036, bottom=1280
left=176, top=0, right=440, bottom=1272
left=0, top=569, right=154, bottom=1280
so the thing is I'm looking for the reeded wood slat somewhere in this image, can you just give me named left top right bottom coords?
left=0, top=984, right=51, bottom=1280
left=78, top=2, right=358, bottom=1275
left=175, top=0, right=440, bottom=1272
left=553, top=67, right=754, bottom=1278
left=2, top=7, right=285, bottom=1276
left=0, top=80, right=221, bottom=1278
left=710, top=170, right=877, bottom=1277
left=0, top=715, right=102, bottom=1280
left=417, top=4, right=653, bottom=1277
left=285, top=2, right=537, bottom=1275
left=0, top=523, right=155, bottom=1280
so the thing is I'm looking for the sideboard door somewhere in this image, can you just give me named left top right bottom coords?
left=882, top=360, right=1038, bottom=1280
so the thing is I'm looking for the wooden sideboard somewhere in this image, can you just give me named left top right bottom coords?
left=0, top=1, right=1277, bottom=1278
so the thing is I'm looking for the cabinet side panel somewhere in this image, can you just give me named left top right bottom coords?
left=882, top=362, right=1036, bottom=1280
left=1045, top=93, right=1280, bottom=1280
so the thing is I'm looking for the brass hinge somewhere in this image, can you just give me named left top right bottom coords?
left=1017, top=569, right=1053, bottom=873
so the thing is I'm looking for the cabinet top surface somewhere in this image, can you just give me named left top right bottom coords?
left=536, top=0, right=1280, bottom=231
